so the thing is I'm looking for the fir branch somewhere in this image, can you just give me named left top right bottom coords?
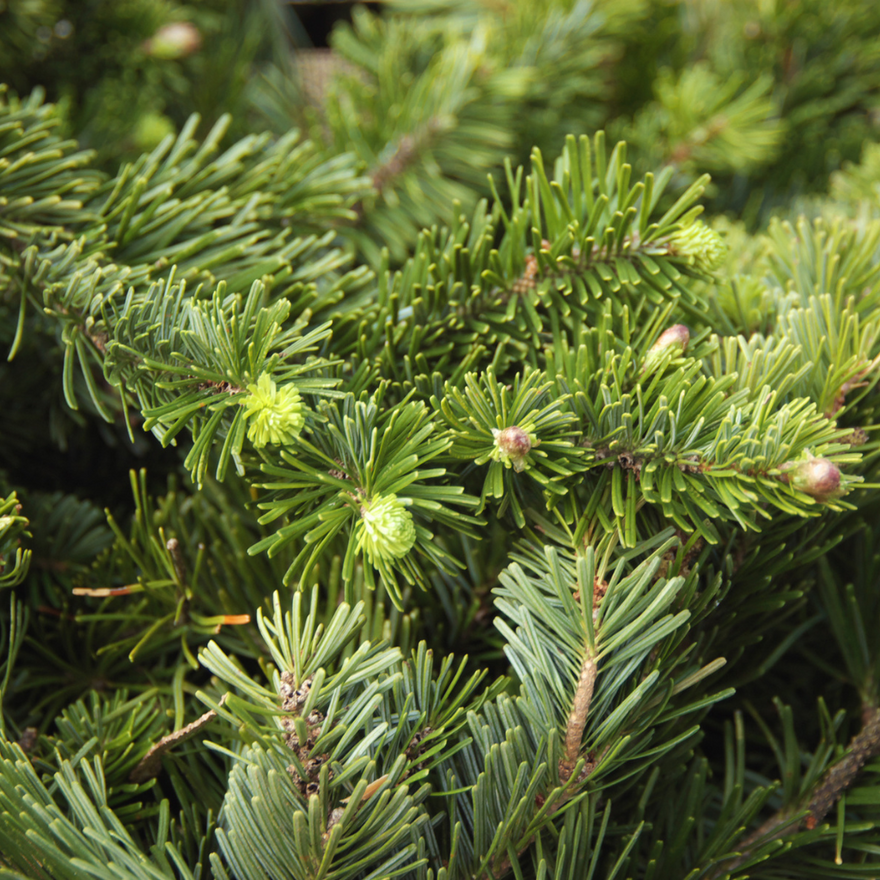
left=805, top=705, right=880, bottom=827
left=711, top=705, right=880, bottom=878
left=370, top=118, right=443, bottom=196
left=560, top=653, right=598, bottom=785
left=486, top=651, right=599, bottom=879
left=7, top=11, right=880, bottom=876
left=130, top=694, right=228, bottom=784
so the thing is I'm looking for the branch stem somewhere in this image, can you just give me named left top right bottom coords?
left=806, top=706, right=880, bottom=825
left=710, top=706, right=880, bottom=878
left=485, top=650, right=598, bottom=879
left=560, top=653, right=597, bottom=784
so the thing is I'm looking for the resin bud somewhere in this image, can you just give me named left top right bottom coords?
left=643, top=324, right=690, bottom=374
left=780, top=455, right=842, bottom=501
left=144, top=22, right=202, bottom=59
left=492, top=426, right=534, bottom=473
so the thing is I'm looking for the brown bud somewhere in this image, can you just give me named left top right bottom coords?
left=651, top=324, right=690, bottom=354
left=780, top=456, right=842, bottom=501
left=143, top=22, right=202, bottom=59
left=643, top=324, right=690, bottom=374
left=492, top=426, right=533, bottom=472
left=842, top=428, right=869, bottom=447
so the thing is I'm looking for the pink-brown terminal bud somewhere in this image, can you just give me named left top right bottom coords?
left=143, top=22, right=202, bottom=59
left=643, top=324, right=690, bottom=374
left=652, top=324, right=690, bottom=354
left=779, top=454, right=842, bottom=501
left=492, top=426, right=534, bottom=473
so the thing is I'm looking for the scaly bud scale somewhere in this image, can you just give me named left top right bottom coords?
left=492, top=426, right=534, bottom=473
left=780, top=454, right=842, bottom=501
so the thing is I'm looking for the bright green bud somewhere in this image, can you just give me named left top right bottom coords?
left=240, top=373, right=305, bottom=448
left=132, top=112, right=175, bottom=151
left=357, top=494, right=417, bottom=564
left=668, top=221, right=727, bottom=273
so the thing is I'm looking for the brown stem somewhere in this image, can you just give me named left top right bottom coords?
left=486, top=650, right=598, bottom=879
left=129, top=694, right=227, bottom=784
left=560, top=653, right=598, bottom=784
left=166, top=538, right=187, bottom=587
left=367, top=117, right=444, bottom=200
left=709, top=706, right=880, bottom=878
left=667, top=115, right=729, bottom=167
left=805, top=706, right=880, bottom=826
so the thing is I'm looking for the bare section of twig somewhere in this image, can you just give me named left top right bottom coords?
left=560, top=653, right=598, bottom=784
left=806, top=706, right=880, bottom=827
left=130, top=694, right=227, bottom=784
left=487, top=648, right=599, bottom=879
left=709, top=706, right=880, bottom=878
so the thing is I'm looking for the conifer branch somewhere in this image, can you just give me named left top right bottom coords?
left=130, top=693, right=228, bottom=783
left=805, top=706, right=880, bottom=827
left=371, top=120, right=442, bottom=195
left=560, top=652, right=598, bottom=785
left=6, top=9, right=880, bottom=876
left=486, top=657, right=598, bottom=880
left=711, top=705, right=880, bottom=878
left=489, top=614, right=601, bottom=880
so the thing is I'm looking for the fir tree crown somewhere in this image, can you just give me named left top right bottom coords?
left=3, top=2, right=880, bottom=879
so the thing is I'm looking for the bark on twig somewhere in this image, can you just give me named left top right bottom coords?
left=805, top=706, right=880, bottom=827
left=560, top=654, right=598, bottom=784
left=487, top=649, right=598, bottom=879
left=130, top=694, right=227, bottom=784
left=709, top=706, right=880, bottom=878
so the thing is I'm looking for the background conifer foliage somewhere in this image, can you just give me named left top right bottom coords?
left=4, top=0, right=880, bottom=877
